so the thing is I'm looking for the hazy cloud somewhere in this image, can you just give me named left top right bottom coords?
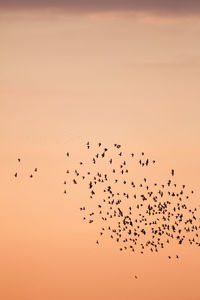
left=0, top=0, right=200, bottom=16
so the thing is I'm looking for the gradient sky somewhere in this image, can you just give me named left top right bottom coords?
left=1, top=0, right=200, bottom=16
left=1, top=2, right=200, bottom=300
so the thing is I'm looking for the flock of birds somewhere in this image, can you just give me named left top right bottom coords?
left=63, top=142, right=200, bottom=262
left=14, top=141, right=200, bottom=267
left=14, top=158, right=38, bottom=178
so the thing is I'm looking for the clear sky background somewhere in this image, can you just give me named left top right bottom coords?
left=1, top=2, right=200, bottom=300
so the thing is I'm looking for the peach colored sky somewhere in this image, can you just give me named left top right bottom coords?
left=1, top=7, right=200, bottom=300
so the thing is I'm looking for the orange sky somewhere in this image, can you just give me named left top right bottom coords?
left=1, top=6, right=200, bottom=300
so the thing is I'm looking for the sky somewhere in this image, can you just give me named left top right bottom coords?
left=1, top=1, right=200, bottom=300
left=1, top=0, right=200, bottom=16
